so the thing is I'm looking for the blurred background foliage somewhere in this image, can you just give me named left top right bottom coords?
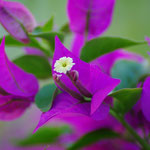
left=0, top=0, right=150, bottom=59
left=0, top=0, right=150, bottom=148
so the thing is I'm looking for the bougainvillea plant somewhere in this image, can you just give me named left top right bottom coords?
left=0, top=0, right=150, bottom=149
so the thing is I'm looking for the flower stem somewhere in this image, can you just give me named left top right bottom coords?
left=110, top=109, right=150, bottom=150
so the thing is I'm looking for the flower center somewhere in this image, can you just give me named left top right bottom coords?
left=54, top=57, right=75, bottom=74
left=62, top=62, right=67, bottom=67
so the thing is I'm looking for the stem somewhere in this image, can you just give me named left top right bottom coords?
left=110, top=109, right=150, bottom=150
left=67, top=72, right=92, bottom=98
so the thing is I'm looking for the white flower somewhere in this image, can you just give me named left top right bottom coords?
left=54, top=57, right=75, bottom=74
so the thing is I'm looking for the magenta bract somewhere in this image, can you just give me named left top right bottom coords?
left=0, top=37, right=39, bottom=120
left=34, top=37, right=120, bottom=132
left=91, top=49, right=145, bottom=75
left=0, top=0, right=36, bottom=43
left=67, top=0, right=115, bottom=38
left=53, top=37, right=120, bottom=114
left=141, top=77, right=150, bottom=122
left=68, top=0, right=116, bottom=56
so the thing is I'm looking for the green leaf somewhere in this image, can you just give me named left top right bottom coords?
left=138, top=74, right=150, bottom=83
left=32, top=26, right=43, bottom=34
left=35, top=84, right=56, bottom=112
left=30, top=32, right=64, bottom=50
left=32, top=16, right=54, bottom=34
left=68, top=128, right=119, bottom=150
left=80, top=37, right=146, bottom=62
left=60, top=23, right=71, bottom=34
left=13, top=55, right=51, bottom=79
left=0, top=35, right=49, bottom=55
left=110, top=88, right=142, bottom=115
left=112, top=60, right=147, bottom=90
left=16, top=126, right=70, bottom=147
left=42, top=16, right=54, bottom=32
